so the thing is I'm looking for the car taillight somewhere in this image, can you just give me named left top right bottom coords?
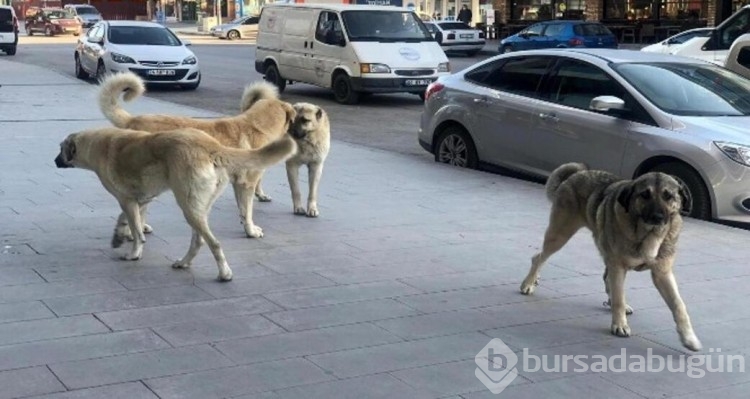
left=447, top=32, right=455, bottom=40
left=424, top=82, right=444, bottom=101
left=568, top=37, right=584, bottom=46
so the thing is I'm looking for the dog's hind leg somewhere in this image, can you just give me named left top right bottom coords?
left=603, top=269, right=634, bottom=315
left=286, top=161, right=305, bottom=215
left=254, top=175, right=272, bottom=202
left=180, top=197, right=232, bottom=281
left=172, top=229, right=204, bottom=269
left=652, top=266, right=702, bottom=351
left=521, top=208, right=582, bottom=295
left=232, top=171, right=264, bottom=238
left=306, top=161, right=324, bottom=218
left=119, top=201, right=145, bottom=261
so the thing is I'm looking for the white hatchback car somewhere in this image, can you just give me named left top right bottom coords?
left=640, top=27, right=712, bottom=54
left=423, top=20, right=485, bottom=56
left=74, top=20, right=201, bottom=90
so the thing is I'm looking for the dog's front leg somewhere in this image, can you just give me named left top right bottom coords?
left=306, top=161, right=324, bottom=218
left=607, top=264, right=631, bottom=337
left=119, top=201, right=145, bottom=260
left=232, top=171, right=263, bottom=238
left=286, top=161, right=305, bottom=215
left=651, top=265, right=702, bottom=351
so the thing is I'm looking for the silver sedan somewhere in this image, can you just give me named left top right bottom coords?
left=418, top=48, right=750, bottom=224
left=209, top=15, right=259, bottom=40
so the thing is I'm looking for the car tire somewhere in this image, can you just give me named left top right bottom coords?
left=227, top=30, right=240, bottom=40
left=332, top=73, right=359, bottom=105
left=75, top=54, right=88, bottom=79
left=5, top=46, right=16, bottom=56
left=501, top=45, right=513, bottom=53
left=466, top=49, right=480, bottom=57
left=264, top=63, right=286, bottom=92
left=27, top=28, right=33, bottom=36
left=434, top=125, right=478, bottom=169
left=651, top=162, right=711, bottom=220
left=45, top=26, right=53, bottom=37
left=96, top=60, right=107, bottom=81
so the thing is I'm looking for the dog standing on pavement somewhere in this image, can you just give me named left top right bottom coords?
left=98, top=71, right=295, bottom=239
left=54, top=127, right=296, bottom=281
left=520, top=162, right=702, bottom=351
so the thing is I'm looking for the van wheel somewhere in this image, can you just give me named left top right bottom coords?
left=75, top=54, right=88, bottom=79
left=45, top=26, right=53, bottom=36
left=227, top=30, right=240, bottom=40
left=264, top=63, right=286, bottom=92
left=333, top=73, right=359, bottom=105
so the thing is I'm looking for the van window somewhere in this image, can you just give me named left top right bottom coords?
left=340, top=10, right=432, bottom=42
left=73, top=6, right=99, bottom=15
left=315, top=11, right=343, bottom=45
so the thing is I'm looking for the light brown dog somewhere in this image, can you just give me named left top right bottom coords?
left=54, top=127, right=297, bottom=281
left=520, top=162, right=702, bottom=351
left=98, top=72, right=295, bottom=239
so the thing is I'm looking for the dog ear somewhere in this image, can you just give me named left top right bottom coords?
left=617, top=184, right=633, bottom=212
left=64, top=139, right=77, bottom=162
left=316, top=107, right=323, bottom=120
left=284, top=103, right=297, bottom=125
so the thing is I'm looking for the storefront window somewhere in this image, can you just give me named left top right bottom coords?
left=605, top=0, right=708, bottom=20
left=512, top=0, right=584, bottom=20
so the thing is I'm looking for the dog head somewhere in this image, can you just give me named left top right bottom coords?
left=54, top=134, right=79, bottom=168
left=288, top=103, right=327, bottom=140
left=617, top=172, right=685, bottom=226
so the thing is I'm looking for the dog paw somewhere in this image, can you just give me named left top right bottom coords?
left=172, top=260, right=190, bottom=269
left=218, top=269, right=233, bottom=282
left=306, top=206, right=319, bottom=218
left=681, top=333, right=703, bottom=352
left=245, top=224, right=264, bottom=238
left=293, top=206, right=307, bottom=215
left=120, top=252, right=142, bottom=261
left=143, top=223, right=154, bottom=234
left=611, top=322, right=631, bottom=337
left=520, top=278, right=538, bottom=295
left=111, top=233, right=125, bottom=249
left=256, top=193, right=272, bottom=202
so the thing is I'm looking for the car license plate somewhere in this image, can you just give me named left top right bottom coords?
left=405, top=79, right=430, bottom=86
left=460, top=34, right=473, bottom=39
left=147, top=69, right=176, bottom=76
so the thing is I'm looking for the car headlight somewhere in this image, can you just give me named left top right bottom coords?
left=182, top=56, right=197, bottom=65
left=213, top=27, right=222, bottom=32
left=438, top=62, right=450, bottom=73
left=360, top=63, right=390, bottom=74
left=111, top=52, right=136, bottom=64
left=715, top=142, right=750, bottom=167
left=51, top=20, right=59, bottom=24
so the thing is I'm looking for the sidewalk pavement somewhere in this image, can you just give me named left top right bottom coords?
left=2, top=57, right=750, bottom=399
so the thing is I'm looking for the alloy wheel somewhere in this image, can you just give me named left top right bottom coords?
left=438, top=134, right=469, bottom=167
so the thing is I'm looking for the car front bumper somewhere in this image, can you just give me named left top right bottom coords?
left=350, top=75, right=444, bottom=94
left=707, top=153, right=750, bottom=224
left=210, top=30, right=227, bottom=38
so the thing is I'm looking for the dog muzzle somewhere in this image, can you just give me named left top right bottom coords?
left=54, top=154, right=73, bottom=168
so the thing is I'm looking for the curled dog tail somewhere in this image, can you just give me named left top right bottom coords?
left=217, top=135, right=297, bottom=172
left=98, top=72, right=145, bottom=128
left=240, top=81, right=279, bottom=112
left=545, top=162, right=587, bottom=201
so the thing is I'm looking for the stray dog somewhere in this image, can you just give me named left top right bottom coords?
left=98, top=72, right=295, bottom=238
left=286, top=103, right=331, bottom=217
left=54, top=127, right=296, bottom=281
left=520, top=163, right=702, bottom=351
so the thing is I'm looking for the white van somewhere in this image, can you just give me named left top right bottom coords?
left=254, top=4, right=450, bottom=104
left=669, top=5, right=750, bottom=65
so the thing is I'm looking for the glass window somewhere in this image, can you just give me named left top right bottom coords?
left=341, top=10, right=433, bottom=42
left=512, top=0, right=555, bottom=21
left=573, top=23, right=613, bottom=36
left=438, top=22, right=471, bottom=30
left=424, top=23, right=438, bottom=33
left=481, top=56, right=553, bottom=97
left=543, top=24, right=566, bottom=37
left=75, top=6, right=99, bottom=15
left=547, top=60, right=626, bottom=110
left=244, top=16, right=259, bottom=25
left=719, top=8, right=750, bottom=50
left=668, top=28, right=711, bottom=44
left=315, top=11, right=343, bottom=45
left=614, top=62, right=750, bottom=116
left=107, top=26, right=181, bottom=46
left=45, top=10, right=74, bottom=19
left=522, top=23, right=544, bottom=36
left=86, top=25, right=101, bottom=39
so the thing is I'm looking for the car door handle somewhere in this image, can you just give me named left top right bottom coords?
left=473, top=97, right=487, bottom=104
left=539, top=112, right=559, bottom=122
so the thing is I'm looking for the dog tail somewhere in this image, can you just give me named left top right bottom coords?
left=98, top=72, right=145, bottom=128
left=545, top=162, right=587, bottom=200
left=217, top=135, right=297, bottom=172
left=240, top=81, right=279, bottom=112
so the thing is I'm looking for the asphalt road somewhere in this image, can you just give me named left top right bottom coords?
left=8, top=34, right=491, bottom=157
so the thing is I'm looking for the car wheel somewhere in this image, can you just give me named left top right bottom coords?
left=651, top=162, right=711, bottom=220
left=466, top=49, right=481, bottom=57
left=26, top=28, right=33, bottom=36
left=45, top=26, right=53, bottom=36
left=227, top=30, right=240, bottom=40
left=332, top=73, right=359, bottom=105
left=434, top=125, right=478, bottom=169
left=96, top=60, right=107, bottom=81
left=5, top=46, right=16, bottom=56
left=264, top=63, right=286, bottom=92
left=75, top=54, right=88, bottom=79
left=501, top=45, right=513, bottom=53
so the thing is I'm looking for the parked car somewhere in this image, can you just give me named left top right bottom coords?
left=25, top=7, right=82, bottom=36
left=640, top=27, right=712, bottom=54
left=499, top=20, right=617, bottom=53
left=64, top=4, right=103, bottom=29
left=0, top=5, right=18, bottom=55
left=209, top=15, right=259, bottom=40
left=423, top=20, right=485, bottom=56
left=668, top=5, right=750, bottom=65
left=419, top=48, right=750, bottom=224
left=74, top=21, right=200, bottom=90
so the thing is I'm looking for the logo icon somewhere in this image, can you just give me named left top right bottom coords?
left=399, top=47, right=420, bottom=61
left=156, top=61, right=164, bottom=68
left=475, top=338, right=519, bottom=394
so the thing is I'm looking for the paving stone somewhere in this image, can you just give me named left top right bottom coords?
left=265, top=298, right=419, bottom=331
left=49, top=345, right=233, bottom=389
left=314, top=262, right=459, bottom=284
left=0, top=277, right=125, bottom=303
left=263, top=280, right=422, bottom=309
left=0, top=266, right=46, bottom=286
left=0, top=366, right=65, bottom=399
left=153, top=315, right=284, bottom=346
left=0, top=300, right=55, bottom=324
left=25, top=382, right=158, bottom=399
left=399, top=267, right=579, bottom=293
left=196, top=273, right=335, bottom=298
left=0, top=315, right=109, bottom=346
left=668, top=381, right=750, bottom=399
left=271, top=373, right=437, bottom=399
left=395, top=283, right=564, bottom=313
left=96, top=296, right=281, bottom=330
left=462, top=374, right=644, bottom=399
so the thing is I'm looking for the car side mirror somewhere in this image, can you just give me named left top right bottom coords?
left=183, top=39, right=192, bottom=46
left=88, top=36, right=103, bottom=45
left=590, top=95, right=626, bottom=112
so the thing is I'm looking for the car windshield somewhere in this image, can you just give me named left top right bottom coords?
left=614, top=62, right=750, bottom=116
left=108, top=26, right=182, bottom=46
left=341, top=10, right=433, bottom=42
left=438, top=22, right=470, bottom=30
left=46, top=10, right=74, bottom=19
left=75, top=6, right=99, bottom=15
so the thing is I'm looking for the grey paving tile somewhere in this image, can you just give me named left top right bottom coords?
left=669, top=381, right=750, bottom=399
left=145, top=358, right=334, bottom=399
left=0, top=366, right=65, bottom=399
left=196, top=273, right=335, bottom=298
left=43, top=285, right=214, bottom=316
left=25, top=382, right=158, bottom=399
left=263, top=280, right=422, bottom=309
left=0, top=329, right=169, bottom=371
left=153, top=315, right=284, bottom=346
left=641, top=318, right=750, bottom=353
left=96, top=296, right=281, bottom=331
left=0, top=277, right=125, bottom=303
left=265, top=298, right=419, bottom=331
left=272, top=373, right=437, bottom=399
left=0, top=300, right=55, bottom=324
left=214, top=323, right=402, bottom=364
left=0, top=315, right=109, bottom=346
left=462, top=374, right=644, bottom=399
left=314, top=262, right=459, bottom=284
left=258, top=254, right=372, bottom=274
left=399, top=267, right=579, bottom=293
left=374, top=309, right=512, bottom=340
left=307, top=332, right=493, bottom=378
left=0, top=266, right=46, bottom=286
left=395, top=284, right=564, bottom=313
left=49, top=345, right=233, bottom=390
